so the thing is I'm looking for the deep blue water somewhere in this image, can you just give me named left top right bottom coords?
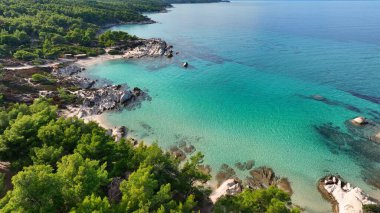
left=85, top=1, right=380, bottom=211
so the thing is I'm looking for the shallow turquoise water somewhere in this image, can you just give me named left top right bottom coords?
left=85, top=1, right=380, bottom=211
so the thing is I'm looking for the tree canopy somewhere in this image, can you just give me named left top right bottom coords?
left=213, top=187, right=300, bottom=213
left=0, top=0, right=169, bottom=60
left=0, top=99, right=211, bottom=212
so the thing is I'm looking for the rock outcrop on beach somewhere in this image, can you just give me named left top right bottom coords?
left=52, top=64, right=150, bottom=120
left=318, top=176, right=379, bottom=213
left=122, top=38, right=172, bottom=58
left=71, top=85, right=147, bottom=118
left=209, top=179, right=242, bottom=203
left=112, top=126, right=128, bottom=141
left=52, top=64, right=83, bottom=77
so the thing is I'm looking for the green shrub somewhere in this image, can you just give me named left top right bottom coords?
left=58, top=88, right=76, bottom=104
left=0, top=173, right=5, bottom=195
left=98, top=31, right=137, bottom=47
left=213, top=187, right=300, bottom=213
left=31, top=74, right=56, bottom=85
left=363, top=204, right=380, bottom=213
left=108, top=49, right=122, bottom=55
left=13, top=50, right=39, bottom=61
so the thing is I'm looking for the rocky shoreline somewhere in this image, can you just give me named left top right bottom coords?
left=318, top=176, right=379, bottom=213
left=55, top=38, right=172, bottom=140
left=3, top=24, right=380, bottom=212
left=0, top=37, right=173, bottom=143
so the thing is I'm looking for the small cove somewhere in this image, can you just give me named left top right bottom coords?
left=84, top=1, right=380, bottom=211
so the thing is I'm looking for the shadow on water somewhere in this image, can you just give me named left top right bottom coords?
left=297, top=94, right=362, bottom=113
left=347, top=91, right=380, bottom=105
left=314, top=120, right=380, bottom=189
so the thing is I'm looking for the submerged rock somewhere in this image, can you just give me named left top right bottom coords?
left=245, top=160, right=255, bottom=170
left=312, top=94, right=326, bottom=101
left=247, top=166, right=276, bottom=189
left=235, top=162, right=245, bottom=171
left=169, top=146, right=186, bottom=161
left=373, top=132, right=380, bottom=144
left=198, top=164, right=212, bottom=175
left=183, top=144, right=196, bottom=154
left=216, top=164, right=236, bottom=186
left=235, top=160, right=255, bottom=171
left=277, top=177, right=293, bottom=195
left=245, top=166, right=293, bottom=195
left=299, top=94, right=361, bottom=113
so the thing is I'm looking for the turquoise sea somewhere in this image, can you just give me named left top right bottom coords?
left=84, top=1, right=380, bottom=211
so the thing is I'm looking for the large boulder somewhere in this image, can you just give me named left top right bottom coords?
left=209, top=179, right=242, bottom=203
left=350, top=116, right=368, bottom=126
left=120, top=92, right=132, bottom=104
left=54, top=64, right=82, bottom=77
left=247, top=166, right=276, bottom=188
left=113, top=126, right=128, bottom=141
left=124, top=39, right=170, bottom=58
left=245, top=166, right=293, bottom=195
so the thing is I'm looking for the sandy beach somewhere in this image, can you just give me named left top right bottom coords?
left=60, top=106, right=113, bottom=130
left=3, top=53, right=125, bottom=71
left=74, top=53, right=124, bottom=68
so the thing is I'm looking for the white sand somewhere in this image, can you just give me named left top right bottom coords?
left=74, top=54, right=124, bottom=68
left=59, top=106, right=112, bottom=130
left=209, top=179, right=241, bottom=203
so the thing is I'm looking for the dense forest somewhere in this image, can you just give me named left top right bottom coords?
left=166, top=0, right=224, bottom=3
left=0, top=0, right=170, bottom=61
left=0, top=0, right=223, bottom=62
left=0, top=99, right=299, bottom=212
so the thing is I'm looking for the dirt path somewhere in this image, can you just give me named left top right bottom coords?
left=0, top=162, right=13, bottom=197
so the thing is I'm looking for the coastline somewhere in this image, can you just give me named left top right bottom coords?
left=73, top=53, right=124, bottom=68
left=60, top=106, right=113, bottom=130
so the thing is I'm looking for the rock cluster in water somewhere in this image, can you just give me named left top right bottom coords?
left=216, top=164, right=237, bottom=186
left=245, top=166, right=293, bottom=195
left=235, top=160, right=255, bottom=171
left=169, top=140, right=197, bottom=161
left=318, top=176, right=379, bottom=213
left=315, top=114, right=380, bottom=190
left=211, top=165, right=294, bottom=204
left=51, top=64, right=149, bottom=120
left=75, top=85, right=145, bottom=118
